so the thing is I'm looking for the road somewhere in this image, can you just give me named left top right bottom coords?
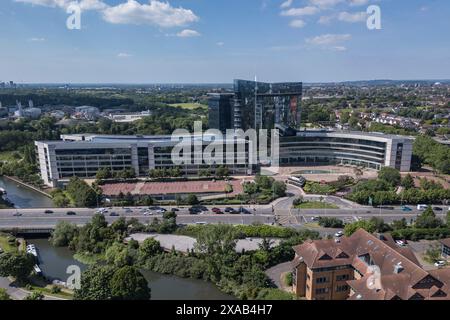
left=0, top=204, right=446, bottom=230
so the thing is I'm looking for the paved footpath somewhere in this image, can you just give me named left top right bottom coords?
left=0, top=277, right=65, bottom=300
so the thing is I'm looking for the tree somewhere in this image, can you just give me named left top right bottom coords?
left=138, top=238, right=162, bottom=263
left=0, top=288, right=11, bottom=300
left=447, top=211, right=450, bottom=228
left=215, top=166, right=229, bottom=179
left=109, top=266, right=151, bottom=300
left=96, top=167, right=112, bottom=180
left=74, top=265, right=115, bottom=300
left=401, top=174, right=415, bottom=190
left=194, top=225, right=238, bottom=282
left=0, top=253, right=35, bottom=281
left=318, top=217, right=344, bottom=228
left=415, top=207, right=443, bottom=229
left=272, top=181, right=287, bottom=198
left=24, top=291, right=44, bottom=300
left=66, top=177, right=98, bottom=207
left=51, top=221, right=78, bottom=247
left=344, top=220, right=377, bottom=236
left=378, top=167, right=401, bottom=187
left=105, top=243, right=136, bottom=268
left=391, top=218, right=408, bottom=230
left=186, top=194, right=199, bottom=206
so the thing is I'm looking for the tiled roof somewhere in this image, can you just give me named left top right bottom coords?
left=293, top=229, right=450, bottom=300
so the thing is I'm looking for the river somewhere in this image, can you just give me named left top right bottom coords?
left=0, top=177, right=54, bottom=208
left=30, top=238, right=234, bottom=300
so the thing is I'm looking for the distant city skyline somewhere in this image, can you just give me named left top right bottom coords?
left=1, top=0, right=449, bottom=83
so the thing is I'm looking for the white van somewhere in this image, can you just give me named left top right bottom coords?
left=417, top=204, right=428, bottom=211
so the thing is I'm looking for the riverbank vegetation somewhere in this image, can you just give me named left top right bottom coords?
left=49, top=213, right=318, bottom=300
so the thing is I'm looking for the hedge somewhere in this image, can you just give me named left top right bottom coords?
left=391, top=228, right=450, bottom=241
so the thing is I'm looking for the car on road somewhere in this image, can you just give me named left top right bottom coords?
left=239, top=207, right=251, bottom=214
left=189, top=207, right=202, bottom=215
left=434, top=261, right=446, bottom=268
left=417, top=204, right=428, bottom=211
left=66, top=211, right=76, bottom=216
left=433, top=207, right=443, bottom=211
left=401, top=206, right=412, bottom=212
left=109, top=212, right=119, bottom=217
left=13, top=212, right=22, bottom=217
left=44, top=210, right=54, bottom=214
left=211, top=208, right=223, bottom=214
left=224, top=207, right=238, bottom=214
left=311, top=216, right=319, bottom=222
left=171, top=208, right=180, bottom=212
left=334, top=231, right=344, bottom=238
left=124, top=208, right=133, bottom=213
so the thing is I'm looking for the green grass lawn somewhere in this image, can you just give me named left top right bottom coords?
left=0, top=233, right=18, bottom=253
left=73, top=252, right=105, bottom=265
left=169, top=103, right=207, bottom=110
left=294, top=201, right=339, bottom=209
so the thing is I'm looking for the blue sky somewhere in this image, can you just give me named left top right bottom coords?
left=1, top=0, right=449, bottom=83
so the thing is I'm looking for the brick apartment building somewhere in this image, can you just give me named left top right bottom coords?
left=292, top=229, right=450, bottom=300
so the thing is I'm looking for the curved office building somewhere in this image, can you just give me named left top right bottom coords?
left=280, top=131, right=413, bottom=171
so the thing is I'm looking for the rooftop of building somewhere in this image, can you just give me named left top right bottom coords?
left=292, top=229, right=450, bottom=300
left=440, top=238, right=450, bottom=248
left=100, top=179, right=243, bottom=197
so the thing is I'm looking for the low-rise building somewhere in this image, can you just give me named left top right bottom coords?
left=440, top=239, right=450, bottom=260
left=292, top=229, right=450, bottom=300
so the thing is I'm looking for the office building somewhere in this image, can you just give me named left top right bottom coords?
left=233, top=79, right=302, bottom=131
left=208, top=93, right=234, bottom=133
left=207, top=79, right=302, bottom=132
left=280, top=130, right=413, bottom=171
left=35, top=134, right=252, bottom=187
left=292, top=229, right=450, bottom=300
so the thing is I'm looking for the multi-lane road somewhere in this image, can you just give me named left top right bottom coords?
left=0, top=204, right=447, bottom=231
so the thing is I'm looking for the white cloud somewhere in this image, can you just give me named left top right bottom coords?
left=280, top=0, right=293, bottom=9
left=348, top=0, right=369, bottom=6
left=117, top=52, right=132, bottom=58
left=102, top=1, right=199, bottom=28
left=177, top=29, right=201, bottom=38
left=17, top=0, right=199, bottom=29
left=281, top=6, right=319, bottom=17
left=338, top=11, right=367, bottom=23
left=306, top=33, right=351, bottom=50
left=28, top=37, right=46, bottom=42
left=289, top=19, right=306, bottom=28
left=216, top=42, right=225, bottom=46
left=308, top=0, right=343, bottom=9
left=318, top=15, right=333, bottom=24
left=15, top=0, right=106, bottom=11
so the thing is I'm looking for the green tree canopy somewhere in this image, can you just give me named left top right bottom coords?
left=109, top=266, right=150, bottom=300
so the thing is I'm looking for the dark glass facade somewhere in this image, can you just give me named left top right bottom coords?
left=208, top=93, right=234, bottom=132
left=233, top=79, right=303, bottom=131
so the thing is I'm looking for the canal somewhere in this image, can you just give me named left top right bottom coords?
left=0, top=177, right=54, bottom=209
left=30, top=238, right=234, bottom=300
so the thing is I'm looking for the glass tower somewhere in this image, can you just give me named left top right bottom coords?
left=233, top=79, right=303, bottom=131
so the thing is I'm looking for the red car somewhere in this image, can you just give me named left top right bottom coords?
left=211, top=208, right=223, bottom=214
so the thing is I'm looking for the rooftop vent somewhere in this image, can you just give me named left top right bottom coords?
left=394, top=262, right=404, bottom=274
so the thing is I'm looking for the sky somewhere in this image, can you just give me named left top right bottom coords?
left=0, top=0, right=449, bottom=83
